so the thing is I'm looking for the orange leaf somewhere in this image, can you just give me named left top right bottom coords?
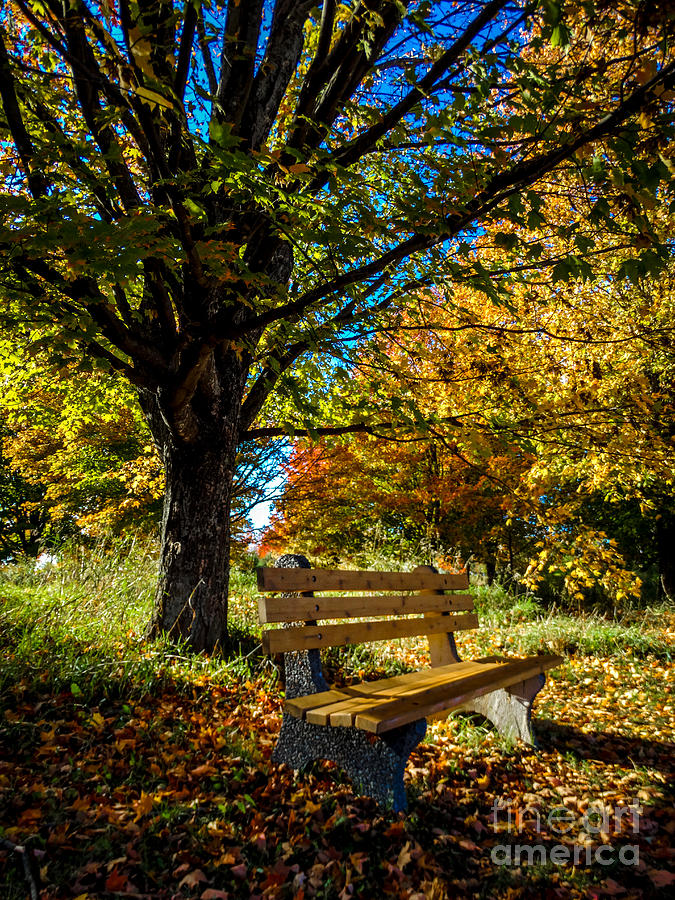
left=132, top=791, right=154, bottom=821
left=191, top=763, right=218, bottom=777
left=649, top=870, right=675, bottom=888
left=105, top=868, right=127, bottom=891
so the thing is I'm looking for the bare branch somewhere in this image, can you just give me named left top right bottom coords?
left=289, top=0, right=408, bottom=153
left=244, top=422, right=396, bottom=440
left=216, top=0, right=264, bottom=128
left=197, top=5, right=218, bottom=94
left=175, top=2, right=199, bottom=101
left=238, top=0, right=315, bottom=150
left=85, top=340, right=151, bottom=387
left=323, top=0, right=514, bottom=173
left=0, top=839, right=40, bottom=900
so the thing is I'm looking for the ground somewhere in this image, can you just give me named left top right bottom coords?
left=0, top=557, right=673, bottom=899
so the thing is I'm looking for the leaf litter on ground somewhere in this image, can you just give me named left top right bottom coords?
left=0, top=609, right=673, bottom=899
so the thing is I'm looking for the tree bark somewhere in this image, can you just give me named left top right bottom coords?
left=147, top=441, right=236, bottom=652
left=139, top=351, right=246, bottom=654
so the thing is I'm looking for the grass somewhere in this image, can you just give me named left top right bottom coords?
left=0, top=538, right=273, bottom=704
left=471, top=582, right=674, bottom=661
left=1, top=539, right=671, bottom=702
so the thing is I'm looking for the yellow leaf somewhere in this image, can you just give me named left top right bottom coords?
left=131, top=85, right=174, bottom=110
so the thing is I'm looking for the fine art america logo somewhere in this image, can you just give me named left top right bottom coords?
left=490, top=798, right=641, bottom=867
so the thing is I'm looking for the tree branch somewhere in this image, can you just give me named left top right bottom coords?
left=238, top=0, right=315, bottom=150
left=289, top=0, right=408, bottom=153
left=244, top=422, right=396, bottom=440
left=231, top=55, right=675, bottom=342
left=29, top=97, right=119, bottom=221
left=216, top=0, right=264, bottom=128
left=13, top=255, right=169, bottom=375
left=315, top=0, right=337, bottom=64
left=239, top=288, right=397, bottom=432
left=57, top=9, right=142, bottom=212
left=322, top=0, right=514, bottom=173
left=85, top=340, right=151, bottom=386
left=0, top=839, right=40, bottom=900
left=175, top=2, right=199, bottom=101
left=0, top=28, right=49, bottom=198
left=197, top=5, right=218, bottom=95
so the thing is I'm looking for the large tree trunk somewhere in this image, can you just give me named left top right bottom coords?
left=147, top=440, right=238, bottom=652
left=138, top=351, right=247, bottom=654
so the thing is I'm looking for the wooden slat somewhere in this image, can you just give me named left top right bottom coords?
left=289, top=661, right=477, bottom=721
left=415, top=565, right=463, bottom=667
left=354, top=655, right=563, bottom=734
left=305, top=661, right=494, bottom=726
left=285, top=657, right=506, bottom=719
left=287, top=688, right=350, bottom=717
left=285, top=655, right=562, bottom=728
left=328, top=663, right=496, bottom=727
left=258, top=592, right=474, bottom=623
left=256, top=567, right=469, bottom=594
left=262, top=612, right=479, bottom=654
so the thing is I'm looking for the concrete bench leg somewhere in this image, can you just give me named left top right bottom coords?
left=273, top=712, right=426, bottom=812
left=460, top=673, right=546, bottom=745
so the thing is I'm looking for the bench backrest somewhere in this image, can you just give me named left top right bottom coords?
left=257, top=566, right=476, bottom=656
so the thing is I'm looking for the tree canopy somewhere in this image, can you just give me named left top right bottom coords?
left=1, top=0, right=674, bottom=649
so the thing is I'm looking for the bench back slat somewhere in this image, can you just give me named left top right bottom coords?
left=261, top=612, right=479, bottom=654
left=259, top=591, right=474, bottom=624
left=257, top=567, right=469, bottom=594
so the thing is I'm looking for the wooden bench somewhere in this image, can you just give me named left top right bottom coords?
left=258, top=554, right=562, bottom=811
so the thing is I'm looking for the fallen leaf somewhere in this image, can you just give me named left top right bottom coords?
left=649, top=870, right=675, bottom=888
left=105, top=868, right=127, bottom=891
left=180, top=868, right=209, bottom=888
left=397, top=842, right=413, bottom=869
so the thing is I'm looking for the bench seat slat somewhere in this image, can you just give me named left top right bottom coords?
left=305, top=661, right=494, bottom=726
left=262, top=612, right=479, bottom=654
left=285, top=657, right=503, bottom=718
left=285, top=655, right=562, bottom=734
left=356, top=655, right=563, bottom=734
left=293, top=661, right=497, bottom=725
left=257, top=567, right=469, bottom=594
left=259, top=592, right=474, bottom=623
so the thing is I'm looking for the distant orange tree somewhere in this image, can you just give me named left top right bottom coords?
left=260, top=435, right=535, bottom=580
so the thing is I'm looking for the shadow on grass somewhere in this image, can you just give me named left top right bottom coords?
left=535, top=718, right=675, bottom=778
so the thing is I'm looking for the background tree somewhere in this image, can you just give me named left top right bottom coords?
left=315, top=262, right=675, bottom=608
left=0, top=417, right=52, bottom=560
left=260, top=422, right=535, bottom=579
left=1, top=360, right=164, bottom=536
left=1, top=1, right=674, bottom=649
left=0, top=353, right=285, bottom=552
